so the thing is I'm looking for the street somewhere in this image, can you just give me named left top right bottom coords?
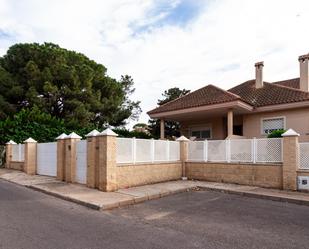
left=0, top=179, right=309, bottom=249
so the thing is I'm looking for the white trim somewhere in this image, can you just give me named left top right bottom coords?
left=260, top=116, right=286, bottom=135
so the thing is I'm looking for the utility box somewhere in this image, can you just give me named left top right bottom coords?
left=298, top=176, right=309, bottom=190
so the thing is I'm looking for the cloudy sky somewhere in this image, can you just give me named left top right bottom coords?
left=1, top=0, right=309, bottom=126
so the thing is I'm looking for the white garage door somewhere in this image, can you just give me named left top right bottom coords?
left=37, top=142, right=57, bottom=176
left=76, top=140, right=87, bottom=184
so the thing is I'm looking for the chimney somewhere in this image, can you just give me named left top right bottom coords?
left=255, top=61, right=264, bottom=88
left=298, top=54, right=309, bottom=92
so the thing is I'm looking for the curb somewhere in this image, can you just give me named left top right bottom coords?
left=197, top=186, right=309, bottom=207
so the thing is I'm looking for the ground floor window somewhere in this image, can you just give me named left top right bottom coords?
left=190, top=128, right=212, bottom=139
left=261, top=117, right=285, bottom=135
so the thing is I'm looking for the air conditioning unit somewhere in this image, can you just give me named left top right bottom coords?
left=298, top=176, right=309, bottom=190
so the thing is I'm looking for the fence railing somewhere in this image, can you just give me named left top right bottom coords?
left=116, top=138, right=180, bottom=164
left=299, top=143, right=309, bottom=170
left=188, top=138, right=282, bottom=164
left=12, top=144, right=24, bottom=162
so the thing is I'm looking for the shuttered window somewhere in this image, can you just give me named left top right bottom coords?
left=262, top=117, right=285, bottom=134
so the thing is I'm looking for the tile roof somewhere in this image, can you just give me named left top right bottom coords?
left=148, top=85, right=240, bottom=115
left=148, top=77, right=309, bottom=115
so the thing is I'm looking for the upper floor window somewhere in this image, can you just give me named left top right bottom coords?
left=262, top=117, right=285, bottom=135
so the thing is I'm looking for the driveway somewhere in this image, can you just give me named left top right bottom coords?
left=0, top=179, right=309, bottom=249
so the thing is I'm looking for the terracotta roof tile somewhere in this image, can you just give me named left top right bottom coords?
left=272, top=78, right=300, bottom=89
left=148, top=85, right=240, bottom=115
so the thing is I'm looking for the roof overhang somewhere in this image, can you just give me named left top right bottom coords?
left=253, top=100, right=309, bottom=113
left=148, top=100, right=253, bottom=121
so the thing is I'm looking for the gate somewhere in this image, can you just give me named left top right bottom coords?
left=76, top=140, right=87, bottom=184
left=37, top=142, right=57, bottom=176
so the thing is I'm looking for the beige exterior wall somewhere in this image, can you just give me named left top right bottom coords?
left=186, top=162, right=283, bottom=189
left=243, top=108, right=309, bottom=142
left=9, top=161, right=24, bottom=171
left=116, top=162, right=182, bottom=189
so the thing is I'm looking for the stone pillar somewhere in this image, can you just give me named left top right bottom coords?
left=97, top=128, right=118, bottom=192
left=160, top=119, right=165, bottom=140
left=85, top=130, right=100, bottom=188
left=5, top=140, right=16, bottom=169
left=56, top=133, right=67, bottom=181
left=23, top=138, right=37, bottom=175
left=282, top=129, right=300, bottom=191
left=64, top=132, right=81, bottom=183
left=227, top=109, right=233, bottom=137
left=177, top=135, right=189, bottom=180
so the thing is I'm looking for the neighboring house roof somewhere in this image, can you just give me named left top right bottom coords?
left=148, top=84, right=241, bottom=115
left=148, top=77, right=309, bottom=115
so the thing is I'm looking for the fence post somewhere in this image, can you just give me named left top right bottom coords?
left=64, top=132, right=81, bottom=183
left=204, top=140, right=208, bottom=162
left=23, top=138, right=37, bottom=175
left=97, top=128, right=118, bottom=192
left=177, top=136, right=189, bottom=180
left=5, top=140, right=16, bottom=169
left=226, top=139, right=231, bottom=163
left=56, top=133, right=67, bottom=181
left=151, top=139, right=155, bottom=163
left=252, top=137, right=257, bottom=163
left=85, top=130, right=100, bottom=188
left=282, top=129, right=300, bottom=190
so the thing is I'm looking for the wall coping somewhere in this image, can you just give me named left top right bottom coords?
left=117, top=161, right=182, bottom=167
left=185, top=161, right=282, bottom=167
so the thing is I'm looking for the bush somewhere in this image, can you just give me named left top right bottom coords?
left=267, top=129, right=286, bottom=138
left=113, top=128, right=153, bottom=139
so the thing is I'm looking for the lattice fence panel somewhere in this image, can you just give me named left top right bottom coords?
left=169, top=141, right=180, bottom=161
left=299, top=143, right=309, bottom=169
left=116, top=138, right=133, bottom=164
left=12, top=144, right=24, bottom=161
left=154, top=140, right=168, bottom=161
left=208, top=140, right=226, bottom=162
left=135, top=139, right=152, bottom=163
left=188, top=141, right=204, bottom=161
left=230, top=139, right=253, bottom=162
left=76, top=140, right=87, bottom=184
left=256, top=138, right=282, bottom=163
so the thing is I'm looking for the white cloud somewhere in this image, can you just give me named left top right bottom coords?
left=1, top=0, right=309, bottom=127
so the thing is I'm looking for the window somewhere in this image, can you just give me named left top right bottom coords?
left=262, top=117, right=285, bottom=135
left=191, top=128, right=211, bottom=139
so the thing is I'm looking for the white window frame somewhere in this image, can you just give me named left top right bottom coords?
left=260, top=116, right=286, bottom=135
left=189, top=125, right=212, bottom=140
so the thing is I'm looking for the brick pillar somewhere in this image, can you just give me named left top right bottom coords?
left=56, top=133, right=67, bottom=181
left=282, top=129, right=300, bottom=191
left=23, top=138, right=37, bottom=175
left=64, top=132, right=81, bottom=183
left=5, top=140, right=16, bottom=169
left=97, top=128, right=118, bottom=192
left=86, top=130, right=100, bottom=188
left=177, top=135, right=189, bottom=180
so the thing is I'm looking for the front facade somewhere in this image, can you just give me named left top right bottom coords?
left=148, top=54, right=309, bottom=142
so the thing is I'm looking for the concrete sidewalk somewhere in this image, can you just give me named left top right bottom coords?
left=1, top=168, right=309, bottom=210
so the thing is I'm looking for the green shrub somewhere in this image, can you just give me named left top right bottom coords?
left=267, top=129, right=286, bottom=138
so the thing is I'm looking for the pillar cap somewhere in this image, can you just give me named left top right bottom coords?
left=56, top=133, right=68, bottom=140
left=66, top=132, right=82, bottom=139
left=100, top=128, right=118, bottom=136
left=6, top=140, right=16, bottom=145
left=176, top=135, right=189, bottom=141
left=24, top=137, right=37, bottom=143
left=282, top=129, right=300, bottom=137
left=86, top=129, right=100, bottom=137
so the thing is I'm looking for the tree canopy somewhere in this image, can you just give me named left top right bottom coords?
left=0, top=42, right=141, bottom=128
left=148, top=87, right=190, bottom=139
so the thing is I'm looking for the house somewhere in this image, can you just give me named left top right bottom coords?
left=147, top=54, right=309, bottom=142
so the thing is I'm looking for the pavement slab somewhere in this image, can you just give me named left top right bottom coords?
left=1, top=168, right=309, bottom=210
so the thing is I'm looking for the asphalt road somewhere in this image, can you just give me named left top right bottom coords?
left=1, top=179, right=309, bottom=249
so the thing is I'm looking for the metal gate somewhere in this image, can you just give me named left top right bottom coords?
left=37, top=142, right=57, bottom=176
left=76, top=140, right=87, bottom=184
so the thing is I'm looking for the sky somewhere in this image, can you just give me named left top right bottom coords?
left=1, top=0, right=309, bottom=127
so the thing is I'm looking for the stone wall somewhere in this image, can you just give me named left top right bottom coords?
left=116, top=162, right=182, bottom=189
left=186, top=162, right=283, bottom=189
left=9, top=161, right=24, bottom=171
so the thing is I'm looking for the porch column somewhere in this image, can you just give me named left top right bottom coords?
left=227, top=109, right=233, bottom=137
left=160, top=119, right=165, bottom=140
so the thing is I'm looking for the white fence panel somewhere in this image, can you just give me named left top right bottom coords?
left=76, top=140, right=87, bottom=184
left=12, top=144, right=24, bottom=161
left=256, top=138, right=282, bottom=163
left=169, top=141, right=180, bottom=161
left=37, top=142, right=57, bottom=176
left=299, top=143, right=309, bottom=170
left=135, top=139, right=152, bottom=163
left=116, top=138, right=134, bottom=164
left=154, top=140, right=168, bottom=162
left=208, top=140, right=226, bottom=162
left=188, top=141, right=204, bottom=161
left=230, top=139, right=253, bottom=162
